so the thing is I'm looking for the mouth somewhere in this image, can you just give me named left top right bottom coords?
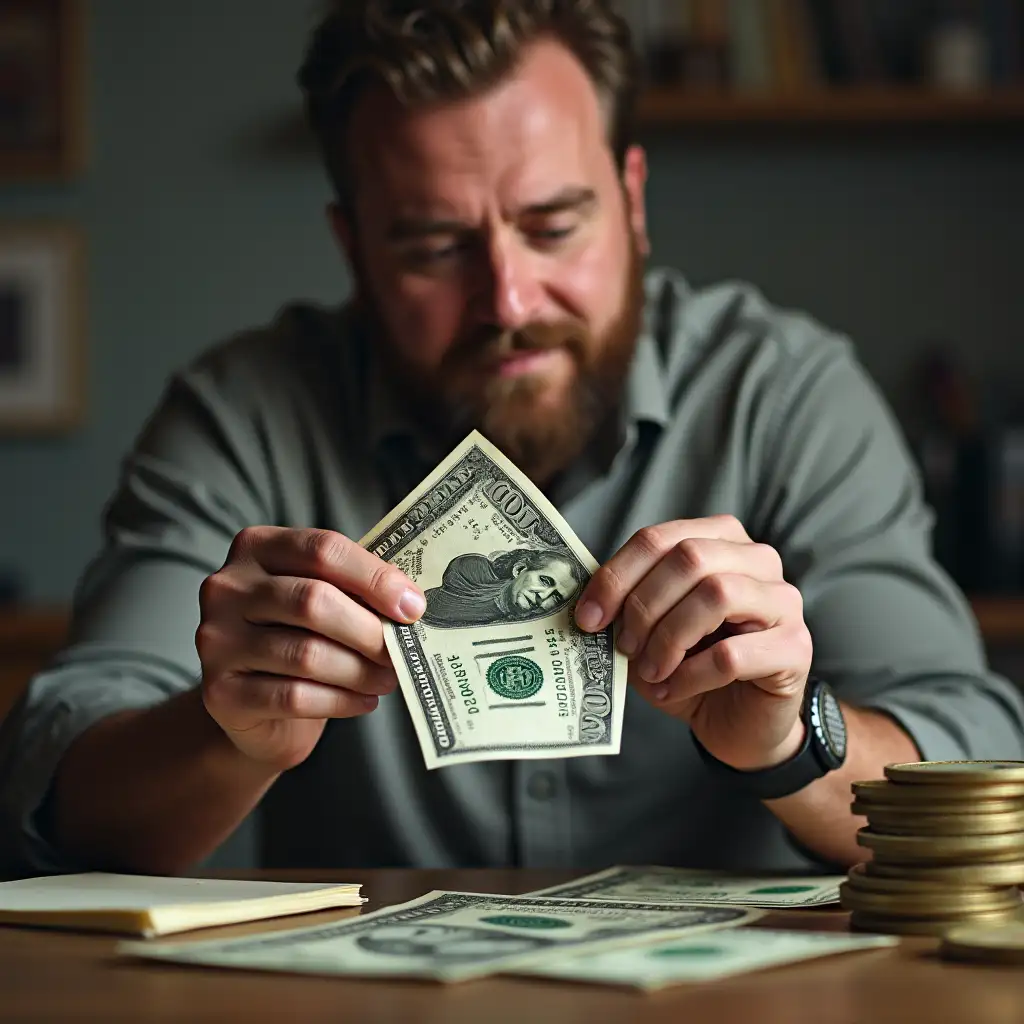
left=492, top=349, right=560, bottom=379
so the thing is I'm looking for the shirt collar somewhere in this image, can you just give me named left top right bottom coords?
left=623, top=315, right=671, bottom=433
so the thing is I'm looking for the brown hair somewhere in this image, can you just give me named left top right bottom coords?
left=297, top=0, right=639, bottom=210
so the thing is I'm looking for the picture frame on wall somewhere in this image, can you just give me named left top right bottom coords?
left=0, top=0, right=85, bottom=180
left=0, top=221, right=85, bottom=433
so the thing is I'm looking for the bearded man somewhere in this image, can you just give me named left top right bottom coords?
left=1, top=0, right=1021, bottom=876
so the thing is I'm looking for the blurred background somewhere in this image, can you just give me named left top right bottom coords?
left=1, top=0, right=1024, bottom=718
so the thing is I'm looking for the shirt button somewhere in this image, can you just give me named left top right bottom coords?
left=527, top=772, right=557, bottom=801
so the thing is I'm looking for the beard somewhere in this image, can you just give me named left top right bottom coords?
left=357, top=243, right=646, bottom=487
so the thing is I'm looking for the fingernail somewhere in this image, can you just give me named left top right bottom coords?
left=576, top=600, right=602, bottom=631
left=651, top=684, right=669, bottom=702
left=361, top=693, right=379, bottom=709
left=617, top=630, right=638, bottom=657
left=399, top=589, right=426, bottom=620
left=638, top=658, right=658, bottom=682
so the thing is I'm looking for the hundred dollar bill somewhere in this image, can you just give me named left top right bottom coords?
left=118, top=890, right=762, bottom=984
left=529, top=866, right=844, bottom=907
left=358, top=430, right=626, bottom=769
left=512, top=928, right=897, bottom=990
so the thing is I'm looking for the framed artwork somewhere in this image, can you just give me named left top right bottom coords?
left=0, top=221, right=85, bottom=433
left=0, top=0, right=84, bottom=180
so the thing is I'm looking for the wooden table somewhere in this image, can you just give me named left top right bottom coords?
left=1, top=868, right=1022, bottom=1022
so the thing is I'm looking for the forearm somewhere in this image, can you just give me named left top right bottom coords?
left=765, top=703, right=920, bottom=867
left=52, top=687, right=279, bottom=875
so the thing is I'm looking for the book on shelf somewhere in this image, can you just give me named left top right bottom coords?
left=624, top=0, right=1024, bottom=94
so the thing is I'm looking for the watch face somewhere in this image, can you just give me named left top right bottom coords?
left=813, top=684, right=847, bottom=768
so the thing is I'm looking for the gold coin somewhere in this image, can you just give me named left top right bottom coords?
left=854, top=807, right=1024, bottom=836
left=850, top=782, right=1024, bottom=811
left=865, top=859, right=1024, bottom=886
left=853, top=785, right=1024, bottom=809
left=857, top=828, right=1024, bottom=862
left=839, top=882, right=1021, bottom=918
left=850, top=908, right=1021, bottom=937
left=940, top=920, right=1024, bottom=965
left=884, top=761, right=1024, bottom=786
left=846, top=864, right=1014, bottom=897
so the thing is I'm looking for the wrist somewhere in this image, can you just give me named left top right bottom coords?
left=691, top=678, right=848, bottom=801
left=193, top=688, right=283, bottom=783
left=742, top=716, right=806, bottom=772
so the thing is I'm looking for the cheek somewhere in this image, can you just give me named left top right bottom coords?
left=550, top=218, right=632, bottom=333
left=367, top=260, right=467, bottom=372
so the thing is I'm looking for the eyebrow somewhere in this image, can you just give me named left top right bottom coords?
left=386, top=186, right=598, bottom=242
left=518, top=186, right=597, bottom=217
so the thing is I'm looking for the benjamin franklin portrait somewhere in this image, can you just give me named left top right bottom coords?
left=421, top=547, right=584, bottom=628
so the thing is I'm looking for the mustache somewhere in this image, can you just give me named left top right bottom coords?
left=447, top=320, right=590, bottom=368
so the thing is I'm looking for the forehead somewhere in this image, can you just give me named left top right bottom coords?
left=540, top=557, right=575, bottom=578
left=347, top=39, right=613, bottom=217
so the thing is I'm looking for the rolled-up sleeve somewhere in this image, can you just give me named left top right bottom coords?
left=0, top=364, right=271, bottom=873
left=753, top=327, right=1024, bottom=761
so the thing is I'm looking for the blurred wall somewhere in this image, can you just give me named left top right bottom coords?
left=0, top=0, right=1023, bottom=603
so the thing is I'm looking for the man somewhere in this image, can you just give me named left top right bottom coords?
left=1, top=0, right=1021, bottom=876
left=421, top=548, right=584, bottom=627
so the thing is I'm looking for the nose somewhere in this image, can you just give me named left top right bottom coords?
left=482, top=230, right=544, bottom=330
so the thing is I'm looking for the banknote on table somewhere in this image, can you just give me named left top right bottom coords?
left=529, top=865, right=844, bottom=908
left=512, top=928, right=897, bottom=990
left=118, top=891, right=763, bottom=984
left=358, top=430, right=627, bottom=769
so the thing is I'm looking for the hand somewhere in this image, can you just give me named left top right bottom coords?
left=197, top=526, right=425, bottom=770
left=575, top=515, right=812, bottom=771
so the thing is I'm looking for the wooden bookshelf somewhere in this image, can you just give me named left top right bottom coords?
left=636, top=87, right=1024, bottom=125
left=967, top=595, right=1024, bottom=645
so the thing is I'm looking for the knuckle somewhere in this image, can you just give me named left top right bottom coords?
left=293, top=578, right=334, bottom=623
left=672, top=538, right=707, bottom=576
left=754, top=542, right=784, bottom=576
left=633, top=524, right=668, bottom=560
left=228, top=526, right=267, bottom=562
left=287, top=637, right=322, bottom=678
left=198, top=572, right=232, bottom=616
left=194, top=622, right=226, bottom=665
left=658, top=623, right=689, bottom=664
left=792, top=623, right=814, bottom=662
left=195, top=621, right=214, bottom=656
left=712, top=513, right=745, bottom=538
left=367, top=562, right=398, bottom=599
left=588, top=564, right=619, bottom=602
left=201, top=672, right=236, bottom=715
left=699, top=573, right=732, bottom=609
left=304, top=530, right=352, bottom=574
left=711, top=636, right=742, bottom=678
left=623, top=590, right=655, bottom=630
left=272, top=681, right=306, bottom=717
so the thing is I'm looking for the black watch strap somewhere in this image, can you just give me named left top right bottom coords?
left=691, top=678, right=848, bottom=801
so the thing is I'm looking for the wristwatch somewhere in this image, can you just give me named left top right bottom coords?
left=691, top=677, right=848, bottom=800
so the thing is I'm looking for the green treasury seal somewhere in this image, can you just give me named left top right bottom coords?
left=486, top=656, right=544, bottom=700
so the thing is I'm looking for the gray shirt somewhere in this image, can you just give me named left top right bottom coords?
left=3, top=268, right=1022, bottom=875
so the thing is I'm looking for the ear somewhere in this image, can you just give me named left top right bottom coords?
left=621, top=144, right=650, bottom=256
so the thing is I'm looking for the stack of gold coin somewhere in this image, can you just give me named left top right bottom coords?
left=842, top=761, right=1024, bottom=937
left=940, top=919, right=1024, bottom=964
